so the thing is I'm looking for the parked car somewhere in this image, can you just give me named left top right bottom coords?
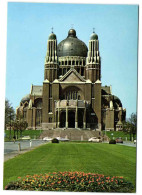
left=56, top=136, right=69, bottom=141
left=88, top=137, right=102, bottom=142
left=43, top=137, right=52, bottom=141
left=115, top=137, right=123, bottom=143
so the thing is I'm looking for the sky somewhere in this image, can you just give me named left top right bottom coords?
left=5, top=2, right=138, bottom=118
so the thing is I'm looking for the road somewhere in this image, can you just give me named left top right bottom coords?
left=4, top=140, right=47, bottom=154
left=117, top=141, right=136, bottom=147
left=4, top=140, right=48, bottom=161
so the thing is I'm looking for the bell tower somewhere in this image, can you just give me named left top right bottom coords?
left=86, top=30, right=101, bottom=83
left=44, top=29, right=58, bottom=82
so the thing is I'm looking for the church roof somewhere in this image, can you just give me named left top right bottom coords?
left=21, top=94, right=30, bottom=103
left=31, top=85, right=43, bottom=96
left=59, top=68, right=86, bottom=82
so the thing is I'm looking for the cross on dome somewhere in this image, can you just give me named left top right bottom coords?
left=71, top=24, right=74, bottom=29
left=51, top=27, right=54, bottom=33
left=93, top=28, right=95, bottom=33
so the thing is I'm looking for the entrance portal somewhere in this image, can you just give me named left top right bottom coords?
left=60, top=111, right=66, bottom=128
left=68, top=111, right=75, bottom=128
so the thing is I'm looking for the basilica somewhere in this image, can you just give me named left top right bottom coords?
left=16, top=28, right=126, bottom=131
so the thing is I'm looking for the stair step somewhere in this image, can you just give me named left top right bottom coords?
left=40, top=129, right=104, bottom=141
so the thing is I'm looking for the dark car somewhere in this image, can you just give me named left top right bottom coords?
left=115, top=137, right=123, bottom=143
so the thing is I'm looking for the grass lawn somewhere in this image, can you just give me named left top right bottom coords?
left=4, top=142, right=136, bottom=190
left=105, top=131, right=136, bottom=141
left=4, top=130, right=43, bottom=141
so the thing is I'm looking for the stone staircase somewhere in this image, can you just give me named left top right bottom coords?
left=39, top=129, right=109, bottom=141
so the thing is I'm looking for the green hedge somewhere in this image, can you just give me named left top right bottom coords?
left=109, top=140, right=116, bottom=144
left=52, top=138, right=59, bottom=143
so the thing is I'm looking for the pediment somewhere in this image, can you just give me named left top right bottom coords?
left=59, top=68, right=86, bottom=83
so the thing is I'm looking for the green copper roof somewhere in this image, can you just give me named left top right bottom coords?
left=48, top=33, right=56, bottom=40
left=90, top=33, right=98, bottom=40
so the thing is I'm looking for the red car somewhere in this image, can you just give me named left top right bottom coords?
left=115, top=137, right=123, bottom=143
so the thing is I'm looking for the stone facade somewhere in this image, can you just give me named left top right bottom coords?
left=16, top=29, right=126, bottom=131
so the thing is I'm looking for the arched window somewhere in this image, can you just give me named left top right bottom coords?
left=34, top=98, right=42, bottom=108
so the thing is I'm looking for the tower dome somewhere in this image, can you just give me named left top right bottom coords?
left=57, top=29, right=88, bottom=57
left=90, top=33, right=98, bottom=40
left=48, top=33, right=56, bottom=40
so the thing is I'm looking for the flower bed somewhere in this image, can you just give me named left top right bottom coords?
left=5, top=171, right=134, bottom=192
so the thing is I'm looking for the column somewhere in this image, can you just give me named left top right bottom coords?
left=75, top=106, right=78, bottom=128
left=83, top=108, right=86, bottom=129
left=66, top=107, right=68, bottom=128
left=57, top=108, right=60, bottom=128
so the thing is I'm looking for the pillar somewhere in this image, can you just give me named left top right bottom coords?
left=75, top=107, right=78, bottom=128
left=66, top=107, right=68, bottom=128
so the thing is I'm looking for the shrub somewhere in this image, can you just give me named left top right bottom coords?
left=5, top=172, right=134, bottom=192
left=52, top=138, right=59, bottom=143
left=109, top=140, right=116, bottom=144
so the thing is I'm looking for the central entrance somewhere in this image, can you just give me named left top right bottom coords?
left=68, top=111, right=75, bottom=128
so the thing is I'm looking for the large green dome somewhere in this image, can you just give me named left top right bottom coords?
left=57, top=29, right=88, bottom=57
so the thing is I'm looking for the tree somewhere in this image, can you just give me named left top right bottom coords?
left=11, top=115, right=28, bottom=139
left=5, top=99, right=15, bottom=138
left=123, top=113, right=137, bottom=141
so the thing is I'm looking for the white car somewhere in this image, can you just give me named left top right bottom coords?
left=43, top=137, right=52, bottom=141
left=56, top=136, right=69, bottom=141
left=88, top=137, right=101, bottom=142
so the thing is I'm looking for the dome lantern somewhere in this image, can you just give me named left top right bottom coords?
left=68, top=29, right=77, bottom=38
